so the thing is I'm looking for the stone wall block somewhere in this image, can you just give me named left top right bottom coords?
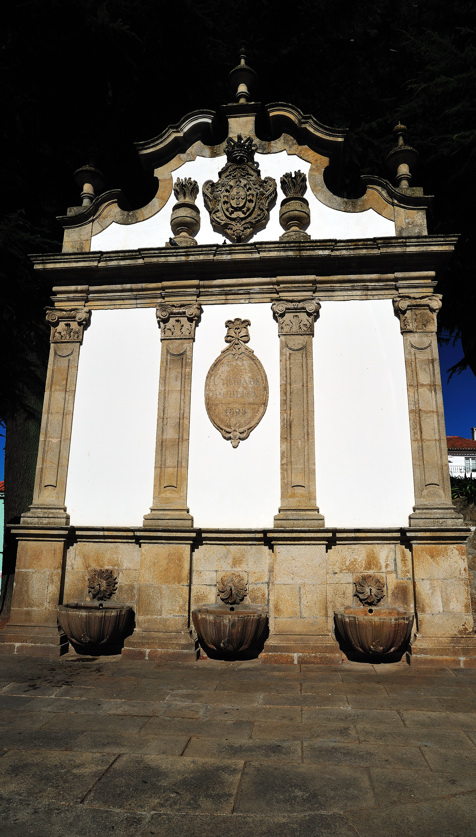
left=417, top=612, right=474, bottom=637
left=412, top=545, right=468, bottom=580
left=249, top=584, right=268, bottom=605
left=137, top=584, right=163, bottom=617
left=326, top=582, right=354, bottom=616
left=327, top=544, right=395, bottom=575
left=71, top=542, right=140, bottom=571
left=273, top=545, right=326, bottom=585
left=139, top=544, right=190, bottom=586
left=326, top=571, right=354, bottom=584
left=386, top=575, right=413, bottom=610
left=414, top=579, right=443, bottom=613
left=300, top=583, right=327, bottom=618
left=191, top=570, right=216, bottom=585
left=441, top=579, right=472, bottom=614
left=160, top=585, right=189, bottom=617
left=395, top=544, right=413, bottom=579
left=274, top=584, right=300, bottom=617
left=274, top=617, right=329, bottom=635
left=191, top=585, right=216, bottom=609
left=135, top=615, right=188, bottom=633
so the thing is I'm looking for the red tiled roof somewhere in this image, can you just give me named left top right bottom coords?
left=0, top=480, right=3, bottom=492
left=447, top=436, right=476, bottom=451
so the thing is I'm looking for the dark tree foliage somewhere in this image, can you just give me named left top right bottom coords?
left=1, top=0, right=476, bottom=425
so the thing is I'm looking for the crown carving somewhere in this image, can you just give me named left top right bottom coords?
left=225, top=135, right=258, bottom=166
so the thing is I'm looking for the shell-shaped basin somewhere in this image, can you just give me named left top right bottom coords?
left=192, top=603, right=268, bottom=654
left=334, top=607, right=414, bottom=657
left=57, top=602, right=134, bottom=650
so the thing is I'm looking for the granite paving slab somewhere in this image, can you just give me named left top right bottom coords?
left=233, top=761, right=375, bottom=814
left=83, top=753, right=244, bottom=813
left=0, top=749, right=116, bottom=804
left=345, top=793, right=476, bottom=837
left=183, top=735, right=302, bottom=762
left=144, top=812, right=360, bottom=837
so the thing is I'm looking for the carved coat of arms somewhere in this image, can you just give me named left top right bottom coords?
left=202, top=135, right=276, bottom=243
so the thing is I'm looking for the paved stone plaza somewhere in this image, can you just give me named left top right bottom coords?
left=1, top=656, right=476, bottom=835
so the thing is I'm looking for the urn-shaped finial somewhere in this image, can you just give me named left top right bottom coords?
left=385, top=124, right=419, bottom=189
left=168, top=177, right=200, bottom=246
left=279, top=171, right=311, bottom=241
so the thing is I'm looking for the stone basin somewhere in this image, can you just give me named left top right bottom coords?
left=334, top=607, right=414, bottom=657
left=57, top=602, right=134, bottom=652
left=192, top=602, right=268, bottom=654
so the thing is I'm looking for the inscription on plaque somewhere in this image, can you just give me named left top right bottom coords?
left=205, top=318, right=268, bottom=447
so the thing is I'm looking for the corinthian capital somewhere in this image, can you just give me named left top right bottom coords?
left=46, top=308, right=91, bottom=343
left=272, top=299, right=321, bottom=336
left=156, top=303, right=202, bottom=340
left=393, top=295, right=442, bottom=334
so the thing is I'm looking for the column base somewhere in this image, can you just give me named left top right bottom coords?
left=0, top=624, right=69, bottom=657
left=122, top=629, right=198, bottom=661
left=20, top=505, right=70, bottom=527
left=409, top=505, right=464, bottom=528
left=274, top=508, right=325, bottom=528
left=143, top=509, right=194, bottom=528
left=407, top=634, right=476, bottom=668
left=260, top=635, right=342, bottom=665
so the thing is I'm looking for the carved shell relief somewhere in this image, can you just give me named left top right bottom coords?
left=204, top=318, right=269, bottom=448
left=218, top=573, right=248, bottom=604
left=202, top=135, right=276, bottom=243
left=354, top=574, right=385, bottom=606
left=87, top=568, right=118, bottom=601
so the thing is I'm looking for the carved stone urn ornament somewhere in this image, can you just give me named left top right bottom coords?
left=168, top=177, right=200, bottom=246
left=279, top=171, right=311, bottom=241
left=202, top=135, right=276, bottom=242
left=205, top=318, right=269, bottom=447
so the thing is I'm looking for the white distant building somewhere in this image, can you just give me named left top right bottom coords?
left=448, top=429, right=476, bottom=478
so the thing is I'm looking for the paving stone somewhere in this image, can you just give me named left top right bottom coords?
left=41, top=712, right=149, bottom=734
left=202, top=704, right=302, bottom=722
left=400, top=709, right=476, bottom=730
left=263, top=692, right=349, bottom=707
left=0, top=728, right=81, bottom=751
left=0, top=799, right=148, bottom=837
left=103, top=699, right=167, bottom=716
left=84, top=753, right=243, bottom=812
left=0, top=709, right=56, bottom=731
left=233, top=761, right=375, bottom=814
left=356, top=723, right=474, bottom=749
left=303, top=741, right=428, bottom=769
left=19, top=697, right=113, bottom=714
left=140, top=716, right=253, bottom=738
left=184, top=735, right=302, bottom=762
left=0, top=749, right=115, bottom=804
left=165, top=689, right=261, bottom=706
left=302, top=707, right=404, bottom=726
left=0, top=695, right=38, bottom=711
left=1, top=681, right=62, bottom=697
left=422, top=746, right=476, bottom=772
left=345, top=794, right=476, bottom=837
left=252, top=720, right=358, bottom=742
left=72, top=730, right=190, bottom=755
left=143, top=812, right=359, bottom=836
left=368, top=765, right=476, bottom=804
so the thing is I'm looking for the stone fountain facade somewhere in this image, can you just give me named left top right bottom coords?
left=1, top=58, right=474, bottom=665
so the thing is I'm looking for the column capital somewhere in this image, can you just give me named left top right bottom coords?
left=156, top=303, right=202, bottom=340
left=272, top=299, right=321, bottom=336
left=45, top=308, right=91, bottom=343
left=393, top=295, right=442, bottom=334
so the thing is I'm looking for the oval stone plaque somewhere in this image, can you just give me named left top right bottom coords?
left=205, top=319, right=269, bottom=447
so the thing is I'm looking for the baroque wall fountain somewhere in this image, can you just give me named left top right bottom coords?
left=192, top=572, right=268, bottom=658
left=57, top=568, right=134, bottom=654
left=334, top=574, right=414, bottom=660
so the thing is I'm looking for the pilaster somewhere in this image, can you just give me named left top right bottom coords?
left=21, top=307, right=91, bottom=527
left=272, top=299, right=325, bottom=528
left=143, top=303, right=201, bottom=527
left=393, top=295, right=463, bottom=527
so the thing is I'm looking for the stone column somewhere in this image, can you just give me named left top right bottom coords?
left=271, top=299, right=325, bottom=528
left=393, top=295, right=462, bottom=527
left=143, top=303, right=201, bottom=528
left=21, top=307, right=91, bottom=527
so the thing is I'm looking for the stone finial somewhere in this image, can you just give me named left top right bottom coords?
left=74, top=164, right=104, bottom=207
left=279, top=171, right=310, bottom=241
left=87, top=568, right=118, bottom=601
left=281, top=171, right=308, bottom=198
left=218, top=573, right=248, bottom=604
left=228, top=49, right=257, bottom=104
left=169, top=177, right=200, bottom=246
left=385, top=124, right=419, bottom=189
